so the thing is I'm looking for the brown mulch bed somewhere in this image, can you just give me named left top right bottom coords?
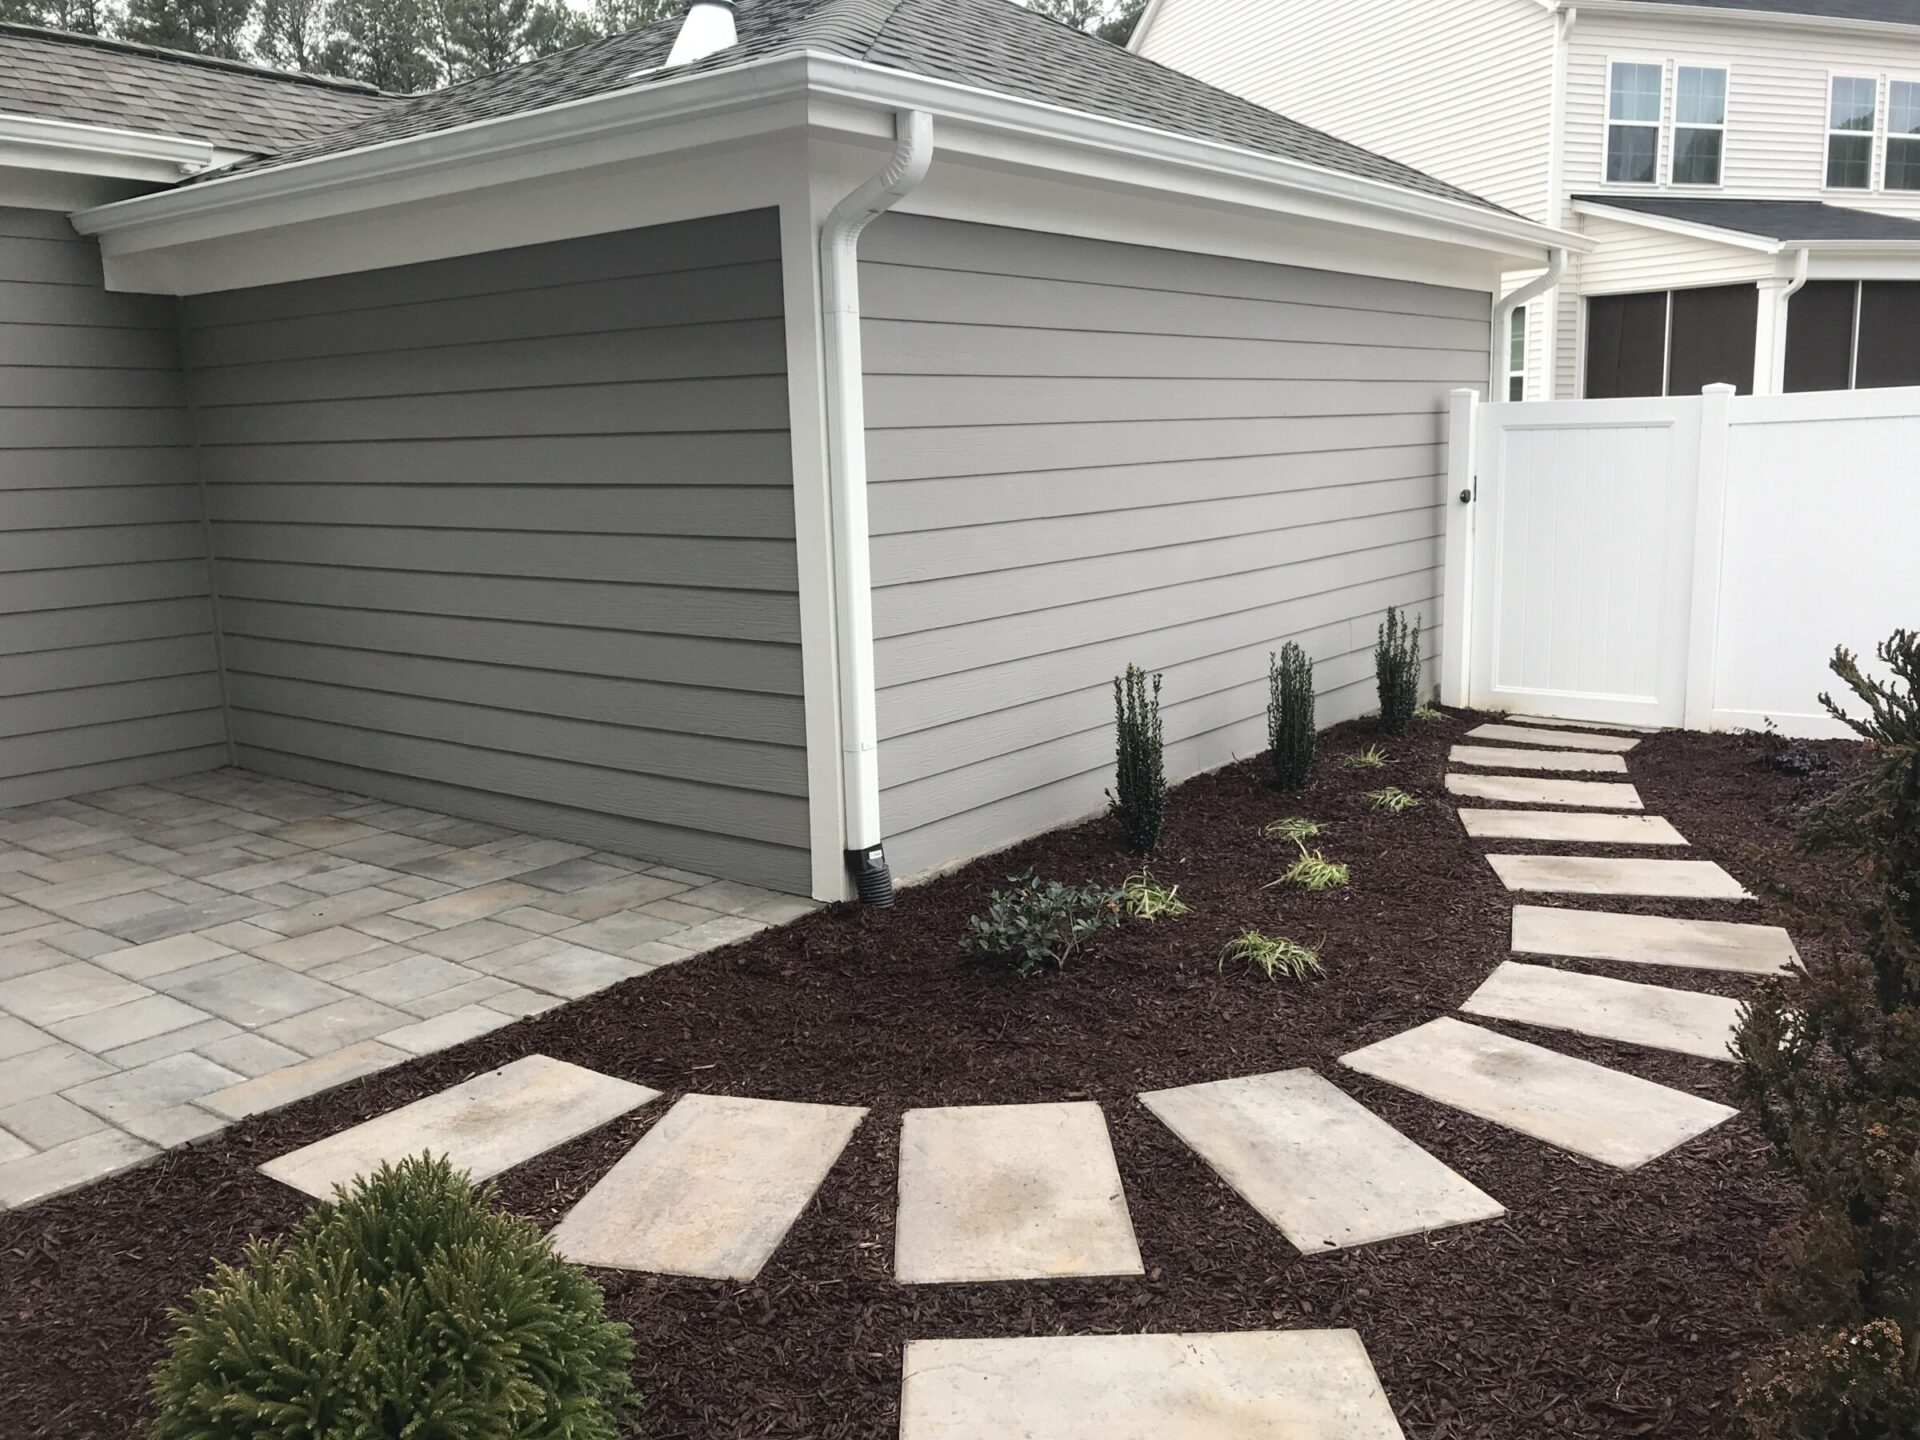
left=0, top=708, right=1867, bottom=1438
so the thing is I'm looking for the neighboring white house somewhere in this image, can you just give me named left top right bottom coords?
left=1133, top=0, right=1920, bottom=399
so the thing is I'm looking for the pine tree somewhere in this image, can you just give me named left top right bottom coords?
left=328, top=0, right=439, bottom=91
left=524, top=0, right=595, bottom=55
left=591, top=0, right=670, bottom=33
left=120, top=0, right=255, bottom=58
left=256, top=0, right=326, bottom=70
left=0, top=0, right=106, bottom=32
left=438, top=0, right=529, bottom=80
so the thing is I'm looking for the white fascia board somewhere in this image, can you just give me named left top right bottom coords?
left=1573, top=198, right=1784, bottom=252
left=1548, top=0, right=1920, bottom=42
left=0, top=112, right=227, bottom=184
left=75, top=50, right=1580, bottom=270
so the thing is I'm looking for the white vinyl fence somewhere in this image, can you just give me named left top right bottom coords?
left=1441, top=384, right=1920, bottom=738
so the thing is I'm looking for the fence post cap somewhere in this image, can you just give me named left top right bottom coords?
left=1701, top=383, right=1738, bottom=395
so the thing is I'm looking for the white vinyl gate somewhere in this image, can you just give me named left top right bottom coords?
left=1441, top=385, right=1920, bottom=738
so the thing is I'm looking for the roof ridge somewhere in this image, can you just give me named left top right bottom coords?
left=0, top=20, right=387, bottom=95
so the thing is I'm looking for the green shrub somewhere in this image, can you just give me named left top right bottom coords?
left=1109, top=664, right=1166, bottom=854
left=962, top=869, right=1121, bottom=977
left=1367, top=786, right=1422, bottom=814
left=1262, top=817, right=1326, bottom=844
left=1118, top=870, right=1188, bottom=921
left=1734, top=630, right=1920, bottom=1440
left=1220, top=930, right=1323, bottom=982
left=148, top=1154, right=636, bottom=1440
left=1374, top=605, right=1424, bottom=737
left=1267, top=643, right=1316, bottom=790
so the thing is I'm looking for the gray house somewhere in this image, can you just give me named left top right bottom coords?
left=3, top=1, right=1565, bottom=903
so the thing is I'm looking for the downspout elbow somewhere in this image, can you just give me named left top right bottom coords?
left=1491, top=246, right=1568, bottom=399
left=820, top=111, right=933, bottom=905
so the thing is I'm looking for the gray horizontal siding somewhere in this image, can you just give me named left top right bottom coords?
left=0, top=206, right=225, bottom=806
left=184, top=209, right=809, bottom=891
left=863, top=215, right=1482, bottom=880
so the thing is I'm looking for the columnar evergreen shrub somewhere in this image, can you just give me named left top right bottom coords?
left=148, top=1155, right=637, bottom=1440
left=1734, top=630, right=1920, bottom=1440
left=1109, top=664, right=1165, bottom=853
left=1374, top=605, right=1423, bottom=737
left=1268, top=643, right=1315, bottom=790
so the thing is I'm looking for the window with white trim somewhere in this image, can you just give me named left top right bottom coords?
left=1607, top=62, right=1663, bottom=183
left=1671, top=66, right=1727, bottom=185
left=1507, top=307, right=1527, bottom=401
left=1827, top=74, right=1878, bottom=189
left=1888, top=80, right=1920, bottom=191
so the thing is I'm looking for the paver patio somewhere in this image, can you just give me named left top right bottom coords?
left=0, top=769, right=816, bottom=1210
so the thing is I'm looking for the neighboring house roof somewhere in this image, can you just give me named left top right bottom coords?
left=1575, top=194, right=1920, bottom=242
left=0, top=23, right=391, bottom=156
left=1607, top=0, right=1920, bottom=26
left=199, top=0, right=1505, bottom=213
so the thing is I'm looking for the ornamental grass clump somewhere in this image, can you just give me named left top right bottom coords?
left=962, top=869, right=1121, bottom=978
left=1262, top=817, right=1326, bottom=844
left=147, top=1154, right=636, bottom=1440
left=1118, top=870, right=1189, bottom=921
left=1367, top=786, right=1422, bottom=814
left=1268, top=843, right=1349, bottom=892
left=1342, top=745, right=1390, bottom=770
left=1733, top=630, right=1920, bottom=1440
left=1267, top=643, right=1316, bottom=790
left=1220, top=930, right=1324, bottom=983
left=1109, top=664, right=1166, bottom=854
left=1375, top=605, right=1424, bottom=737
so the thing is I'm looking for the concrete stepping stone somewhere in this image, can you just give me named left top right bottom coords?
left=548, top=1093, right=865, bottom=1281
left=1139, top=1069, right=1503, bottom=1252
left=895, top=1101, right=1142, bottom=1284
left=1466, top=722, right=1640, bottom=753
left=1504, top=713, right=1658, bottom=734
left=1462, top=961, right=1742, bottom=1061
left=1512, top=905, right=1800, bottom=975
left=1458, top=809, right=1686, bottom=845
left=1449, top=745, right=1628, bottom=774
left=900, top=1329, right=1404, bottom=1440
left=1487, top=854, right=1751, bottom=900
left=1447, top=772, right=1643, bottom=810
left=1341, top=1016, right=1735, bottom=1169
left=260, top=1054, right=656, bottom=1199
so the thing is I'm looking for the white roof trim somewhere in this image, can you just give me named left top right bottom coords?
left=1548, top=0, right=1920, bottom=41
left=73, top=50, right=1582, bottom=265
left=0, top=111, right=237, bottom=183
left=1574, top=198, right=1785, bottom=251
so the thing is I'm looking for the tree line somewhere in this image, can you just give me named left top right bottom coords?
left=0, top=0, right=1143, bottom=93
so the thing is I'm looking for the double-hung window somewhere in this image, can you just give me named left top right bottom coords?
left=1828, top=75, right=1878, bottom=189
left=1672, top=66, right=1727, bottom=184
left=1607, top=62, right=1664, bottom=183
left=1888, top=80, right=1920, bottom=191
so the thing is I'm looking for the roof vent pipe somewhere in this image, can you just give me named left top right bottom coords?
left=665, top=0, right=736, bottom=67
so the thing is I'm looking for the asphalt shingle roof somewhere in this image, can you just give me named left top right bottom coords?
left=0, top=23, right=391, bottom=155
left=199, top=0, right=1506, bottom=213
left=1611, top=0, right=1920, bottom=26
left=1577, top=194, right=1920, bottom=242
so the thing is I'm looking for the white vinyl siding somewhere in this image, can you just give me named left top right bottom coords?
left=1574, top=214, right=1775, bottom=295
left=1133, top=0, right=1556, bottom=220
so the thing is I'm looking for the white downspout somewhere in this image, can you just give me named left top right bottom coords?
left=1492, top=247, right=1569, bottom=399
left=820, top=109, right=932, bottom=905
left=1769, top=246, right=1810, bottom=394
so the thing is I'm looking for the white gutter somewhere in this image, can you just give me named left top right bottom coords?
left=819, top=108, right=932, bottom=905
left=0, top=112, right=227, bottom=183
left=1549, top=0, right=1920, bottom=42
left=1492, top=247, right=1568, bottom=397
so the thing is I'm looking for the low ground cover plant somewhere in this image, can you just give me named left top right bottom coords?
left=1375, top=605, right=1424, bottom=736
left=1262, top=816, right=1326, bottom=844
left=1734, top=630, right=1920, bottom=1440
left=962, top=870, right=1122, bottom=977
left=1220, top=929, right=1324, bottom=982
left=1267, top=643, right=1316, bottom=789
left=1109, top=664, right=1165, bottom=854
left=148, top=1155, right=636, bottom=1440
left=1118, top=870, right=1188, bottom=921
left=1367, top=786, right=1422, bottom=813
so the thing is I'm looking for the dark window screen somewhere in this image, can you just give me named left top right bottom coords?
left=1667, top=284, right=1758, bottom=396
left=1783, top=282, right=1857, bottom=393
left=1584, top=291, right=1668, bottom=398
left=1856, top=282, right=1920, bottom=389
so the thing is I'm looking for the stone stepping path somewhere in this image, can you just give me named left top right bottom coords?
left=1447, top=772, right=1644, bottom=809
left=895, top=1101, right=1141, bottom=1284
left=1450, top=745, right=1628, bottom=774
left=899, top=1329, right=1405, bottom=1440
left=1463, top=961, right=1741, bottom=1061
left=1458, top=809, right=1686, bottom=845
left=1139, top=1069, right=1503, bottom=1252
left=1341, top=1017, right=1735, bottom=1169
left=1504, top=713, right=1658, bottom=734
left=1466, top=722, right=1640, bottom=753
left=1488, top=854, right=1751, bottom=900
left=1512, top=904, right=1800, bottom=975
left=261, top=1054, right=655, bottom=1200
left=548, top=1093, right=865, bottom=1281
